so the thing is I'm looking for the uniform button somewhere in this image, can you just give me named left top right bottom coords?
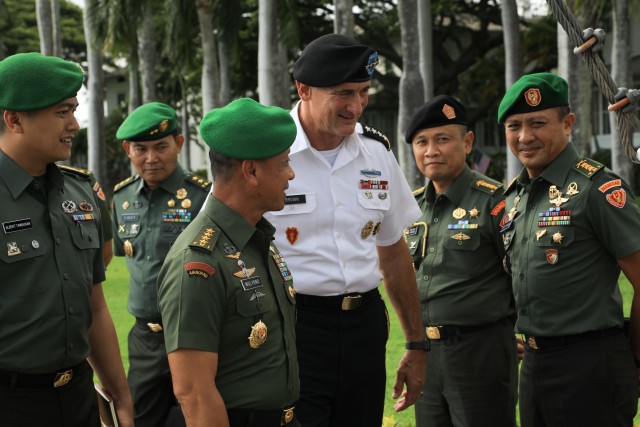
left=55, top=237, right=61, bottom=244
left=457, top=241, right=462, bottom=246
left=519, top=272, right=525, bottom=279
left=68, top=307, right=75, bottom=314
left=257, top=302, right=264, bottom=310
left=420, top=304, right=426, bottom=309
left=423, top=276, right=429, bottom=280
left=433, top=218, right=439, bottom=223
left=429, top=247, right=435, bottom=253
left=63, top=273, right=70, bottom=280
left=522, top=238, right=528, bottom=244
left=146, top=256, right=151, bottom=261
left=21, top=245, right=27, bottom=252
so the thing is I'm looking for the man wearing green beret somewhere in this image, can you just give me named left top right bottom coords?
left=499, top=72, right=640, bottom=426
left=112, top=101, right=211, bottom=427
left=0, top=52, right=133, bottom=426
left=405, top=95, right=518, bottom=427
left=264, top=33, right=426, bottom=426
left=158, top=97, right=299, bottom=426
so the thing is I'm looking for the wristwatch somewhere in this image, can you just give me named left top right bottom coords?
left=405, top=340, right=430, bottom=351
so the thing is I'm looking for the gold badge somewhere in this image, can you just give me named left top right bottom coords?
left=508, top=207, right=518, bottom=221
left=248, top=320, right=268, bottom=348
left=7, top=242, right=21, bottom=257
left=288, top=286, right=296, bottom=298
left=548, top=185, right=560, bottom=200
left=452, top=208, right=466, bottom=219
left=552, top=232, right=563, bottom=244
left=167, top=199, right=176, bottom=208
left=565, top=182, right=579, bottom=196
left=546, top=249, right=558, bottom=265
left=122, top=201, right=129, bottom=210
left=159, top=119, right=169, bottom=132
left=363, top=192, right=373, bottom=200
left=525, top=88, right=541, bottom=106
left=123, top=240, right=134, bottom=257
left=233, top=259, right=256, bottom=278
left=176, top=188, right=187, bottom=199
left=225, top=252, right=241, bottom=260
left=361, top=220, right=374, bottom=239
left=469, top=207, right=479, bottom=219
left=118, top=224, right=126, bottom=233
left=372, top=221, right=382, bottom=236
left=442, top=103, right=456, bottom=119
left=181, top=199, right=192, bottom=209
left=536, top=229, right=547, bottom=241
left=451, top=232, right=471, bottom=241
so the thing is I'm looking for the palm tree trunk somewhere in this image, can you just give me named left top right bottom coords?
left=36, top=0, right=53, bottom=55
left=333, top=0, right=354, bottom=36
left=138, top=0, right=157, bottom=103
left=51, top=0, right=62, bottom=57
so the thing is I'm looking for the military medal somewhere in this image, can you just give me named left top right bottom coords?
left=133, top=200, right=143, bottom=208
left=289, top=286, right=296, bottom=298
left=372, top=221, right=382, bottom=236
left=233, top=259, right=256, bottom=279
left=452, top=208, right=466, bottom=219
left=167, top=199, right=176, bottom=208
left=122, top=201, right=129, bottom=210
left=118, top=225, right=126, bottom=233
left=536, top=229, right=547, bottom=241
left=552, top=232, right=563, bottom=244
left=181, top=199, right=192, bottom=209
left=248, top=320, right=268, bottom=349
left=7, top=242, right=21, bottom=256
left=565, top=182, right=579, bottom=196
left=223, top=242, right=238, bottom=254
left=249, top=291, right=266, bottom=301
left=549, top=185, right=569, bottom=207
left=363, top=192, right=373, bottom=200
left=176, top=188, right=188, bottom=199
left=361, top=220, right=374, bottom=239
left=469, top=207, right=479, bottom=219
left=78, top=200, right=93, bottom=212
left=378, top=193, right=387, bottom=200
left=451, top=232, right=471, bottom=241
left=62, top=200, right=77, bottom=213
left=31, top=240, right=39, bottom=249
left=130, top=224, right=140, bottom=235
left=123, top=240, right=134, bottom=257
left=546, top=249, right=558, bottom=265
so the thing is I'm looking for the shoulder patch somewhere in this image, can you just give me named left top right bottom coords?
left=573, top=158, right=604, bottom=179
left=363, top=125, right=391, bottom=151
left=412, top=186, right=426, bottom=197
left=114, top=176, right=138, bottom=193
left=187, top=174, right=212, bottom=190
left=504, top=177, right=517, bottom=195
left=189, top=225, right=217, bottom=253
left=473, top=179, right=502, bottom=195
left=491, top=199, right=506, bottom=216
left=58, top=165, right=91, bottom=180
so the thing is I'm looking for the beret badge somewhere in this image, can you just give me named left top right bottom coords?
left=525, top=88, right=542, bottom=107
left=442, top=104, right=456, bottom=120
left=365, top=52, right=379, bottom=76
left=159, top=120, right=169, bottom=132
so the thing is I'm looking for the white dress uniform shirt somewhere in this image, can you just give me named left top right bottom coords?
left=264, top=102, right=421, bottom=296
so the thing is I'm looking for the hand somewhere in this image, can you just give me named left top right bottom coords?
left=114, top=399, right=135, bottom=427
left=516, top=335, right=525, bottom=362
left=392, top=349, right=427, bottom=412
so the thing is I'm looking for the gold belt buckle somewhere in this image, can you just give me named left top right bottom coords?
left=147, top=322, right=163, bottom=333
left=527, top=336, right=539, bottom=350
left=341, top=295, right=362, bottom=311
left=425, top=326, right=441, bottom=340
left=53, top=369, right=73, bottom=387
left=281, top=407, right=295, bottom=425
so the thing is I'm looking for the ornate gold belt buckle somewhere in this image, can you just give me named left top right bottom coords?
left=341, top=295, right=362, bottom=311
left=425, top=326, right=441, bottom=340
left=147, top=322, right=163, bottom=333
left=53, top=369, right=73, bottom=387
left=281, top=407, right=295, bottom=425
left=527, top=336, right=539, bottom=350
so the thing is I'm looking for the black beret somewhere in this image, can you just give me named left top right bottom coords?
left=293, top=34, right=379, bottom=87
left=405, top=95, right=468, bottom=143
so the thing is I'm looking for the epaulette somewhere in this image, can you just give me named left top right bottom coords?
left=363, top=125, right=391, bottom=151
left=58, top=165, right=91, bottom=180
left=503, top=177, right=517, bottom=195
left=188, top=225, right=218, bottom=253
left=186, top=174, right=212, bottom=190
left=472, top=178, right=503, bottom=195
left=573, top=158, right=604, bottom=179
left=412, top=186, right=426, bottom=197
left=114, top=176, right=139, bottom=193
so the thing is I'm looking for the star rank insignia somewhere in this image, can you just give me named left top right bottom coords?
left=189, top=226, right=216, bottom=252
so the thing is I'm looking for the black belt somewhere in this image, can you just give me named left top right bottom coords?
left=136, top=317, right=163, bottom=333
left=425, top=320, right=503, bottom=340
left=525, top=327, right=623, bottom=350
left=227, top=405, right=295, bottom=427
left=295, top=289, right=380, bottom=312
left=0, top=360, right=90, bottom=389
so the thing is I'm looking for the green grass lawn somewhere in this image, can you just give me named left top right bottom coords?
left=101, top=257, right=640, bottom=427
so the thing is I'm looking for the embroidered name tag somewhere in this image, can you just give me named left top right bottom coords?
left=240, top=276, right=263, bottom=291
left=121, top=213, right=140, bottom=222
left=285, top=195, right=306, bottom=205
left=3, top=218, right=32, bottom=234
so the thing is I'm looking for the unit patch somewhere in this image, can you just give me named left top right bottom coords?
left=184, top=262, right=215, bottom=279
left=606, top=189, right=626, bottom=208
left=599, top=179, right=622, bottom=193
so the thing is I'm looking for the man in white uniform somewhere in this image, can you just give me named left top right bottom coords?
left=265, top=33, right=426, bottom=427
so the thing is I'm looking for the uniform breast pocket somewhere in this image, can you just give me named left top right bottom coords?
left=405, top=223, right=427, bottom=268
left=0, top=232, right=48, bottom=297
left=356, top=189, right=391, bottom=218
left=443, top=229, right=482, bottom=277
left=68, top=221, right=101, bottom=284
left=534, top=227, right=574, bottom=279
left=269, top=193, right=318, bottom=254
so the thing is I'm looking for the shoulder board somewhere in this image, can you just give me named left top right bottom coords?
left=472, top=178, right=503, bottom=195
left=188, top=225, right=218, bottom=253
left=503, top=177, right=517, bottom=195
left=114, top=176, right=138, bottom=193
left=412, top=186, right=425, bottom=197
left=573, top=158, right=604, bottom=179
left=58, top=165, right=91, bottom=180
left=186, top=174, right=212, bottom=190
left=362, top=125, right=391, bottom=151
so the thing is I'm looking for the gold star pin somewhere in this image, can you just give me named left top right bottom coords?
left=552, top=232, right=564, bottom=244
left=469, top=207, right=479, bottom=219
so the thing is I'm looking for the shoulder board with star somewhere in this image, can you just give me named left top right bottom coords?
left=188, top=225, right=218, bottom=253
left=362, top=125, right=391, bottom=151
left=186, top=174, right=212, bottom=190
left=472, top=177, right=503, bottom=195
left=573, top=158, right=604, bottom=179
left=58, top=165, right=91, bottom=181
left=114, top=175, right=139, bottom=193
left=412, top=186, right=426, bottom=197
left=503, top=177, right=517, bottom=195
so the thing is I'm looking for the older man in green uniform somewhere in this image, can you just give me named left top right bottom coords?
left=158, top=98, right=299, bottom=427
left=499, top=72, right=640, bottom=426
left=0, top=52, right=133, bottom=426
left=112, top=102, right=211, bottom=427
left=404, top=95, right=517, bottom=427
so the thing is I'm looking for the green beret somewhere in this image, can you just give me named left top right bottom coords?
left=116, top=102, right=177, bottom=141
left=293, top=34, right=379, bottom=87
left=0, top=52, right=83, bottom=112
left=405, top=95, right=468, bottom=143
left=498, top=72, right=569, bottom=123
left=200, top=98, right=296, bottom=160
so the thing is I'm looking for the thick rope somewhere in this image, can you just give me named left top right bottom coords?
left=546, top=0, right=640, bottom=163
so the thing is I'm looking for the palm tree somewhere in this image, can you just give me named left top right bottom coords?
left=36, top=0, right=53, bottom=55
left=51, top=0, right=61, bottom=56
left=138, top=0, right=157, bottom=102
left=333, top=0, right=353, bottom=36
left=417, top=0, right=433, bottom=101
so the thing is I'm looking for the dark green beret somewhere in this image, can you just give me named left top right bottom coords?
left=199, top=98, right=296, bottom=160
left=405, top=95, right=468, bottom=143
left=116, top=102, right=177, bottom=141
left=293, top=34, right=379, bottom=87
left=0, top=52, right=83, bottom=112
left=498, top=72, right=569, bottom=123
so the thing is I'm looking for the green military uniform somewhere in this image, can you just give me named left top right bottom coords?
left=158, top=195, right=299, bottom=409
left=112, top=165, right=210, bottom=427
left=406, top=165, right=517, bottom=426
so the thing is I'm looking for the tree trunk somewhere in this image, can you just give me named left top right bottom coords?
left=36, top=0, right=53, bottom=55
left=333, top=0, right=354, bottom=36
left=196, top=0, right=220, bottom=113
left=138, top=0, right=157, bottom=103
left=417, top=0, right=433, bottom=101
left=502, top=0, right=523, bottom=182
left=128, top=46, right=142, bottom=113
left=218, top=39, right=232, bottom=106
left=572, top=7, right=592, bottom=159
left=397, top=0, right=424, bottom=189
left=258, top=0, right=278, bottom=106
left=51, top=0, right=62, bottom=57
